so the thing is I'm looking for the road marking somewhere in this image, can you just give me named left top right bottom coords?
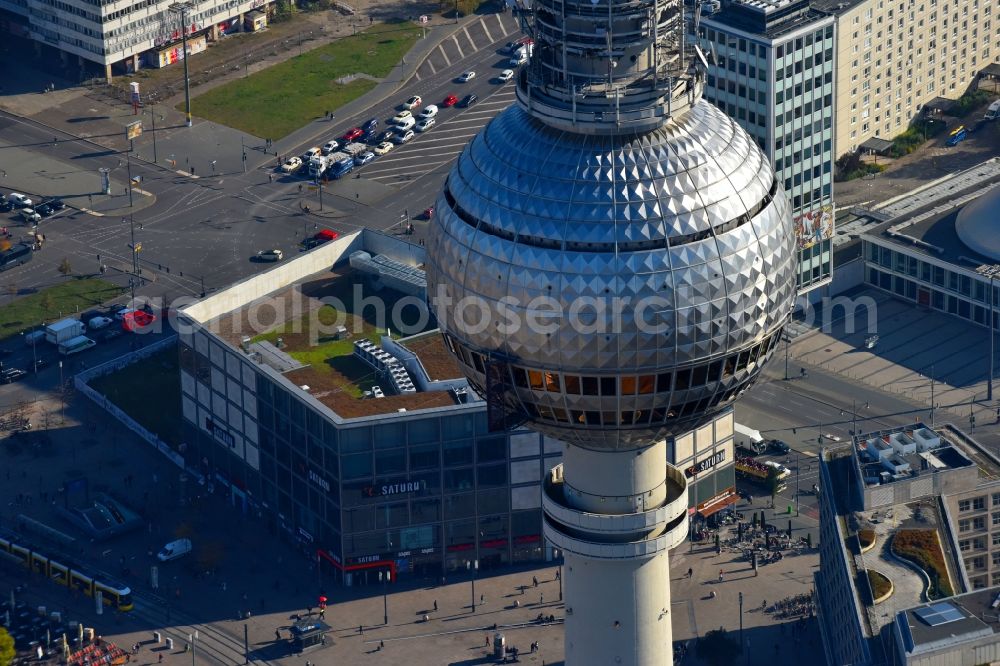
left=366, top=159, right=457, bottom=177
left=481, top=17, right=494, bottom=43
left=462, top=26, right=477, bottom=53
left=426, top=60, right=437, bottom=75
left=437, top=44, right=451, bottom=67
left=176, top=169, right=200, bottom=179
left=494, top=13, right=508, bottom=36
left=133, top=188, right=153, bottom=197
left=79, top=208, right=105, bottom=217
left=451, top=35, right=465, bottom=59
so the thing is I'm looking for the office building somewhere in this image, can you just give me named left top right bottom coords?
left=816, top=422, right=1000, bottom=665
left=695, top=0, right=835, bottom=292
left=174, top=229, right=739, bottom=587
left=814, top=0, right=998, bottom=156
left=0, top=0, right=270, bottom=80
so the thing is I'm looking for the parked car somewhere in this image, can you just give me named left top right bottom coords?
left=458, top=70, right=476, bottom=82
left=415, top=118, right=436, bottom=132
left=394, top=130, right=415, bottom=144
left=341, top=127, right=364, bottom=142
left=375, top=129, right=396, bottom=144
left=441, top=94, right=459, bottom=107
left=392, top=110, right=413, bottom=125
left=497, top=69, right=515, bottom=83
left=20, top=208, right=41, bottom=223
left=35, top=203, right=54, bottom=217
left=362, top=117, right=379, bottom=132
left=280, top=156, right=303, bottom=173
left=459, top=94, right=478, bottom=108
left=87, top=316, right=113, bottom=330
left=403, top=95, right=422, bottom=109
left=46, top=198, right=65, bottom=211
left=257, top=249, right=284, bottom=262
left=322, top=140, right=340, bottom=155
left=419, top=105, right=439, bottom=119
left=7, top=193, right=32, bottom=208
left=354, top=151, right=375, bottom=166
left=361, top=129, right=380, bottom=144
left=94, top=328, right=124, bottom=343
left=374, top=141, right=394, bottom=155
left=304, top=147, right=322, bottom=159
left=157, top=539, right=192, bottom=562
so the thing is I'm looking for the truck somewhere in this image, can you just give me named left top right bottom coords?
left=735, top=423, right=767, bottom=455
left=341, top=142, right=368, bottom=158
left=329, top=155, right=355, bottom=180
left=57, top=335, right=96, bottom=356
left=0, top=243, right=32, bottom=272
left=308, top=155, right=330, bottom=179
left=986, top=100, right=1000, bottom=120
left=45, top=318, right=85, bottom=345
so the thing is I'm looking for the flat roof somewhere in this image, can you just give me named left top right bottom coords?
left=897, top=588, right=1000, bottom=656
left=209, top=268, right=465, bottom=418
left=705, top=0, right=830, bottom=39
left=854, top=424, right=979, bottom=489
left=862, top=159, right=1000, bottom=268
left=810, top=0, right=867, bottom=15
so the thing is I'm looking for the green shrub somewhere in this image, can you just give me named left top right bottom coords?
left=892, top=529, right=954, bottom=598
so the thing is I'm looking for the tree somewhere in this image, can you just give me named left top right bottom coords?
left=766, top=467, right=780, bottom=506
left=697, top=627, right=741, bottom=666
left=39, top=291, right=55, bottom=314
left=0, top=626, right=14, bottom=666
left=58, top=257, right=72, bottom=276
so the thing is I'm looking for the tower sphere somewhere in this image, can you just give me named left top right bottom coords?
left=425, top=83, right=796, bottom=452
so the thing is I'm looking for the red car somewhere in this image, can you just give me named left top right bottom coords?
left=341, top=127, right=363, bottom=142
left=441, top=94, right=459, bottom=107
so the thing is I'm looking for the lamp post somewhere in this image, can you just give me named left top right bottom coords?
left=379, top=570, right=390, bottom=625
left=467, top=559, right=478, bottom=612
left=557, top=564, right=562, bottom=601
left=188, top=630, right=197, bottom=666
left=976, top=264, right=1000, bottom=402
left=169, top=2, right=195, bottom=128
left=738, top=591, right=744, bottom=662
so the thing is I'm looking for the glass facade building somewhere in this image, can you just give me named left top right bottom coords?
left=694, top=0, right=836, bottom=292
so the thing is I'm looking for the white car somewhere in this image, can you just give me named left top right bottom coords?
left=393, top=129, right=415, bottom=144
left=280, top=156, right=302, bottom=173
left=8, top=193, right=32, bottom=208
left=419, top=105, right=438, bottom=119
left=374, top=141, right=393, bottom=155
left=354, top=151, right=375, bottom=166
left=392, top=110, right=413, bottom=124
left=459, top=70, right=476, bottom=82
left=322, top=140, right=340, bottom=155
left=257, top=249, right=284, bottom=262
left=415, top=118, right=436, bottom=132
left=87, top=316, right=113, bottom=330
left=403, top=95, right=422, bottom=109
left=304, top=147, right=321, bottom=159
left=498, top=69, right=514, bottom=83
left=20, top=208, right=41, bottom=223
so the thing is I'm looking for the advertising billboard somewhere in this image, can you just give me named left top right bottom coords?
left=794, top=205, right=834, bottom=249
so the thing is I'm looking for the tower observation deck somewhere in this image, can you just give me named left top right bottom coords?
left=426, top=0, right=797, bottom=663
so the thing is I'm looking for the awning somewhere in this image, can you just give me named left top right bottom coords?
left=859, top=137, right=894, bottom=154
left=981, top=63, right=1000, bottom=77
left=924, top=96, right=958, bottom=114
left=696, top=487, right=738, bottom=518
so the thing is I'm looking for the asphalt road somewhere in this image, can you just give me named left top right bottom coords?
left=0, top=19, right=521, bottom=305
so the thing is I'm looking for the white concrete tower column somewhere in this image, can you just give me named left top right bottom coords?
left=542, top=440, right=689, bottom=666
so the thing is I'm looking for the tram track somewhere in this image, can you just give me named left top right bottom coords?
left=132, top=594, right=273, bottom=666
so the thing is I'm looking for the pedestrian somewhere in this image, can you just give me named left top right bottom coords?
left=433, top=600, right=438, bottom=612
left=532, top=576, right=538, bottom=587
left=359, top=625, right=363, bottom=635
left=480, top=593, right=485, bottom=604
left=269, top=173, right=273, bottom=183
left=378, top=640, right=384, bottom=650
left=540, top=594, right=543, bottom=604
left=298, top=184, right=303, bottom=193
left=191, top=166, right=195, bottom=175
left=687, top=567, right=693, bottom=578
left=485, top=634, right=490, bottom=647
left=555, top=569, right=560, bottom=581
left=275, top=629, right=281, bottom=641
left=158, top=654, right=163, bottom=663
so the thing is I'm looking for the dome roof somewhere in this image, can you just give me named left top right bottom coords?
left=956, top=184, right=1000, bottom=261
left=425, top=101, right=797, bottom=449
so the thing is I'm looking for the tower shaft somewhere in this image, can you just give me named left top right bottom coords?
left=542, top=441, right=688, bottom=665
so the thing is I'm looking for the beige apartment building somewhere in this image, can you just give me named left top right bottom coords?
left=946, top=483, right=1000, bottom=591
left=816, top=0, right=998, bottom=157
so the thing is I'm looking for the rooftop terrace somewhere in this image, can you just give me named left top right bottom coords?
left=854, top=423, right=977, bottom=488
left=209, top=268, right=466, bottom=419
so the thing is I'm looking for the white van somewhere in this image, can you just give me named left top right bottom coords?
left=986, top=100, right=1000, bottom=120
left=157, top=538, right=192, bottom=562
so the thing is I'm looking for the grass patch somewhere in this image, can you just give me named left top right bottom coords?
left=90, top=348, right=182, bottom=447
left=867, top=569, right=892, bottom=602
left=0, top=279, right=122, bottom=341
left=858, top=528, right=876, bottom=549
left=188, top=22, right=422, bottom=138
left=892, top=528, right=954, bottom=599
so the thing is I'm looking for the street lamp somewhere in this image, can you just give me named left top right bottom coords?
left=168, top=2, right=195, bottom=128
left=467, top=559, right=478, bottom=612
left=187, top=630, right=197, bottom=666
left=738, top=591, right=744, bottom=663
left=976, top=264, right=1000, bottom=402
left=379, top=570, right=390, bottom=625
